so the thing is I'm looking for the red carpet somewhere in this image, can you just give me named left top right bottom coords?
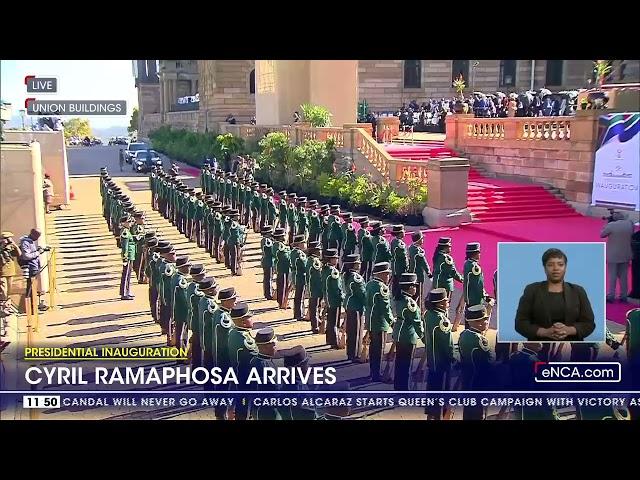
left=385, top=143, right=581, bottom=223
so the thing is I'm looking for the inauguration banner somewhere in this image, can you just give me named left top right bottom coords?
left=591, top=112, right=640, bottom=211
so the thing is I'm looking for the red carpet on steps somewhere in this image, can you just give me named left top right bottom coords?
left=384, top=143, right=581, bottom=223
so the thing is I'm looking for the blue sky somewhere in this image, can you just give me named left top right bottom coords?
left=1, top=60, right=138, bottom=128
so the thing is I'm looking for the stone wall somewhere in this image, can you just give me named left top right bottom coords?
left=164, top=111, right=199, bottom=132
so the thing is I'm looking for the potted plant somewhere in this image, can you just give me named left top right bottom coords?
left=300, top=103, right=333, bottom=128
left=452, top=75, right=468, bottom=113
left=587, top=60, right=612, bottom=109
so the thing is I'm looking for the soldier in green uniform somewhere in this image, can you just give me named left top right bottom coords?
left=274, top=228, right=292, bottom=310
left=145, top=237, right=160, bottom=324
left=371, top=222, right=392, bottom=267
left=320, top=206, right=331, bottom=252
left=290, top=235, right=308, bottom=321
left=265, top=188, right=278, bottom=230
left=227, top=210, right=246, bottom=276
left=131, top=212, right=147, bottom=283
left=216, top=171, right=225, bottom=205
left=358, top=218, right=374, bottom=282
left=328, top=206, right=344, bottom=256
left=189, top=276, right=213, bottom=369
left=186, top=189, right=198, bottom=241
left=261, top=226, right=276, bottom=300
left=422, top=288, right=453, bottom=419
left=390, top=225, right=409, bottom=303
left=456, top=242, right=491, bottom=327
left=202, top=199, right=214, bottom=255
left=158, top=246, right=177, bottom=339
left=137, top=231, right=156, bottom=285
left=195, top=192, right=207, bottom=248
left=230, top=174, right=238, bottom=210
left=323, top=248, right=344, bottom=349
left=307, top=241, right=324, bottom=334
left=509, top=342, right=560, bottom=420
left=238, top=181, right=246, bottom=224
left=213, top=205, right=228, bottom=263
left=343, top=254, right=366, bottom=361
left=164, top=255, right=189, bottom=346
left=432, top=237, right=463, bottom=300
left=286, top=193, right=299, bottom=245
left=408, top=231, right=432, bottom=312
left=222, top=209, right=234, bottom=269
left=228, top=301, right=258, bottom=421
left=168, top=255, right=191, bottom=348
left=182, top=264, right=205, bottom=353
left=277, top=190, right=288, bottom=230
left=296, top=198, right=309, bottom=240
left=199, top=277, right=221, bottom=391
left=365, top=262, right=395, bottom=382
left=119, top=215, right=136, bottom=300
left=257, top=184, right=268, bottom=231
left=307, top=200, right=321, bottom=244
left=242, top=180, right=253, bottom=227
left=209, top=286, right=236, bottom=419
left=224, top=175, right=234, bottom=207
left=341, top=212, right=357, bottom=260
left=149, top=168, right=158, bottom=210
left=251, top=183, right=262, bottom=233
left=392, top=273, right=424, bottom=391
left=459, top=304, right=495, bottom=420
left=250, top=327, right=282, bottom=420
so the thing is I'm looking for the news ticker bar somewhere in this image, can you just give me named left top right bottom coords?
left=7, top=391, right=640, bottom=410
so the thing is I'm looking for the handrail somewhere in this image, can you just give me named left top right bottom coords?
left=48, top=248, right=57, bottom=309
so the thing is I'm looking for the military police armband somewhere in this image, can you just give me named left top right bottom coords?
left=179, top=276, right=189, bottom=289
left=380, top=284, right=390, bottom=298
left=353, top=273, right=363, bottom=283
left=165, top=264, right=176, bottom=276
left=313, top=258, right=322, bottom=270
left=439, top=318, right=452, bottom=333
left=472, top=263, right=482, bottom=276
left=331, top=267, right=339, bottom=279
left=407, top=298, right=418, bottom=312
left=479, top=336, right=490, bottom=352
left=152, top=252, right=160, bottom=261
left=444, top=254, right=453, bottom=265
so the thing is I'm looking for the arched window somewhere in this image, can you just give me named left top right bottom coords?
left=249, top=69, right=256, bottom=94
left=404, top=60, right=421, bottom=88
left=451, top=60, right=469, bottom=83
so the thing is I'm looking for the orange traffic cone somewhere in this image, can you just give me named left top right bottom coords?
left=69, top=185, right=75, bottom=200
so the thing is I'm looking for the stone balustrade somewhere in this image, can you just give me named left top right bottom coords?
left=446, top=112, right=600, bottom=209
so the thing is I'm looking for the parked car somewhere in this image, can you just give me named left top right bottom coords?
left=133, top=150, right=162, bottom=172
left=124, top=142, right=149, bottom=163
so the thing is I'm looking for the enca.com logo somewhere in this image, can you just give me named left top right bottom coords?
left=534, top=362, right=622, bottom=383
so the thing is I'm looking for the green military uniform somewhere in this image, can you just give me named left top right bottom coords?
left=231, top=180, right=239, bottom=209
left=328, top=215, right=344, bottom=253
left=222, top=216, right=232, bottom=268
left=275, top=240, right=291, bottom=308
left=292, top=247, right=308, bottom=321
left=392, top=289, right=423, bottom=390
left=344, top=268, right=366, bottom=360
left=228, top=323, right=259, bottom=420
left=321, top=217, right=331, bottom=251
left=459, top=325, right=495, bottom=420
left=218, top=175, right=226, bottom=204
left=212, top=211, right=224, bottom=262
left=199, top=295, right=218, bottom=367
left=433, top=251, right=463, bottom=295
left=297, top=206, right=309, bottom=240
left=188, top=283, right=205, bottom=367
left=266, top=195, right=278, bottom=229
left=161, top=261, right=178, bottom=343
left=194, top=197, right=205, bottom=246
left=323, top=263, right=344, bottom=348
left=342, top=222, right=357, bottom=258
left=365, top=276, right=394, bottom=380
left=243, top=184, right=253, bottom=226
left=463, top=258, right=486, bottom=307
left=249, top=354, right=283, bottom=420
left=146, top=250, right=161, bottom=324
left=409, top=243, right=431, bottom=309
left=359, top=229, right=374, bottom=281
left=261, top=236, right=276, bottom=300
left=308, top=209, right=322, bottom=243
left=224, top=178, right=233, bottom=206
left=119, top=226, right=136, bottom=298
left=423, top=302, right=453, bottom=416
left=307, top=255, right=324, bottom=332
left=170, top=267, right=191, bottom=344
left=227, top=219, right=246, bottom=276
left=279, top=198, right=288, bottom=230
left=390, top=236, right=409, bottom=300
left=286, top=203, right=298, bottom=244
left=373, top=234, right=392, bottom=265
left=509, top=347, right=560, bottom=420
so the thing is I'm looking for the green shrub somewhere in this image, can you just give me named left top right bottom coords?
left=300, top=103, right=332, bottom=127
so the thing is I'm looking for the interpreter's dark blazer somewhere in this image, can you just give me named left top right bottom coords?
left=514, top=281, right=595, bottom=341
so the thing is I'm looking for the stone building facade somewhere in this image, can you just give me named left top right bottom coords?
left=137, top=59, right=639, bottom=136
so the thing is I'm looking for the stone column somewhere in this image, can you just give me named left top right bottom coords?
left=422, top=157, right=472, bottom=227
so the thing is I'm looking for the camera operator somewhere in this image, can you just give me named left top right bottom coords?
left=600, top=211, right=635, bottom=303
left=19, top=228, right=50, bottom=311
